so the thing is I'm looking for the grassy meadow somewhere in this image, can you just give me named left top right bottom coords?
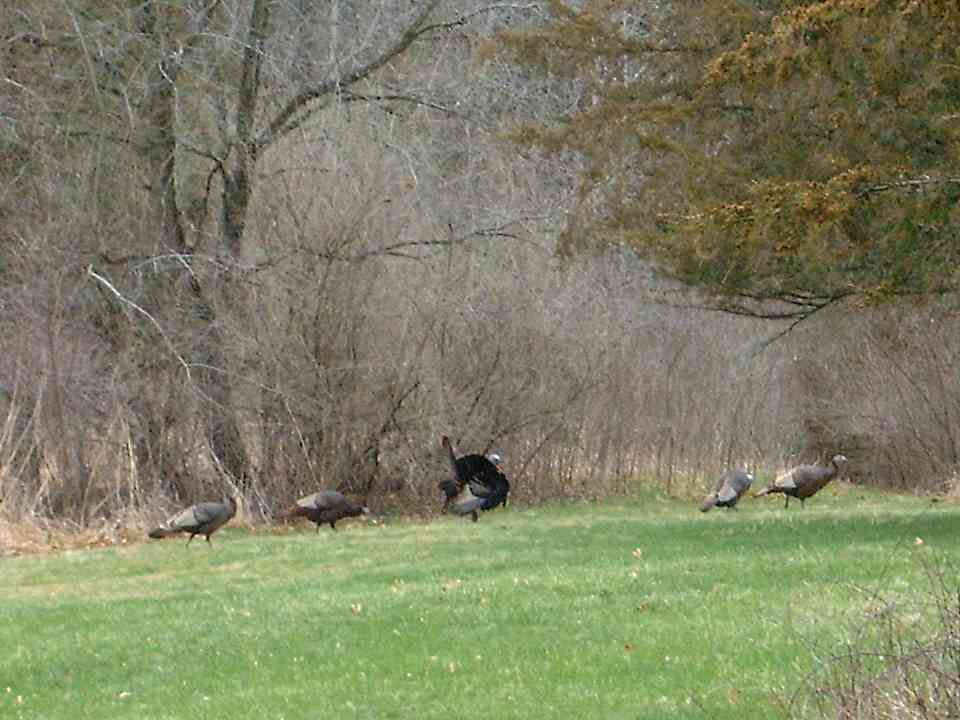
left=3, top=487, right=959, bottom=720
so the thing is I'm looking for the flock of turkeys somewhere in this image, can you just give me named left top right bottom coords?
left=147, top=438, right=849, bottom=545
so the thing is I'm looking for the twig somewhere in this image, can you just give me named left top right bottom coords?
left=858, top=176, right=960, bottom=197
left=86, top=265, right=193, bottom=383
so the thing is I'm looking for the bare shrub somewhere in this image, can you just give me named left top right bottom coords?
left=794, top=557, right=960, bottom=720
left=783, top=305, right=960, bottom=491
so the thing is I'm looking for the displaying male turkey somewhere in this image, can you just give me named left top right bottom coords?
left=756, top=454, right=848, bottom=509
left=439, top=435, right=510, bottom=522
left=148, top=496, right=239, bottom=546
left=281, top=490, right=368, bottom=532
left=700, top=469, right=754, bottom=512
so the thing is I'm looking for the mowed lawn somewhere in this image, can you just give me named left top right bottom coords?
left=3, top=488, right=959, bottom=720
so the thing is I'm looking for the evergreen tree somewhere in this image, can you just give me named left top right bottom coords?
left=497, top=0, right=960, bottom=320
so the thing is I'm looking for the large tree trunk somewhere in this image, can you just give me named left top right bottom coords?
left=133, top=0, right=251, bottom=487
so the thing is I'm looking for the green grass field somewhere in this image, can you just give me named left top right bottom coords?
left=3, top=488, right=958, bottom=720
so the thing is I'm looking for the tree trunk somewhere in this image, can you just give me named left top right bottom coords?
left=134, top=0, right=251, bottom=487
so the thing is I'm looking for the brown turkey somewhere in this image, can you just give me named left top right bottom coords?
left=148, top=496, right=239, bottom=546
left=700, top=469, right=753, bottom=512
left=282, top=490, right=368, bottom=532
left=756, top=455, right=848, bottom=509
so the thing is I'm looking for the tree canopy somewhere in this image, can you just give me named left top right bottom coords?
left=496, top=0, right=960, bottom=320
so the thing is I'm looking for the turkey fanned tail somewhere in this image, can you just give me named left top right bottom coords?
left=439, top=435, right=510, bottom=520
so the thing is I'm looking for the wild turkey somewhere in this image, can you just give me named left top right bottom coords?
left=756, top=454, right=848, bottom=509
left=148, top=496, right=239, bottom=546
left=700, top=469, right=754, bottom=512
left=281, top=490, right=368, bottom=532
left=439, top=435, right=510, bottom=522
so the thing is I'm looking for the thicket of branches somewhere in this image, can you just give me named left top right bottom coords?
left=0, top=1, right=957, bottom=525
left=795, top=557, right=960, bottom=720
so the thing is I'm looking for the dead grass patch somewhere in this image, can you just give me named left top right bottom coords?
left=1, top=509, right=146, bottom=557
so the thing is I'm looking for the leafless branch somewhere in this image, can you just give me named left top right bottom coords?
left=86, top=266, right=194, bottom=383
left=858, top=176, right=960, bottom=197
left=257, top=0, right=443, bottom=152
left=341, top=90, right=467, bottom=118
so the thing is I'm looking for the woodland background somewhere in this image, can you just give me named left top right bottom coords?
left=1, top=0, right=958, bottom=526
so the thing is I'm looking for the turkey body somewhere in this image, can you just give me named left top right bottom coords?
left=439, top=435, right=510, bottom=522
left=700, top=469, right=753, bottom=512
left=148, top=497, right=238, bottom=545
left=756, top=455, right=848, bottom=509
left=283, top=490, right=368, bottom=531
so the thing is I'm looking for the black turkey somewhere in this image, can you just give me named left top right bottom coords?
left=756, top=455, right=848, bottom=509
left=700, top=469, right=753, bottom=512
left=282, top=490, right=368, bottom=532
left=439, top=435, right=510, bottom=522
left=148, top=496, right=239, bottom=546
